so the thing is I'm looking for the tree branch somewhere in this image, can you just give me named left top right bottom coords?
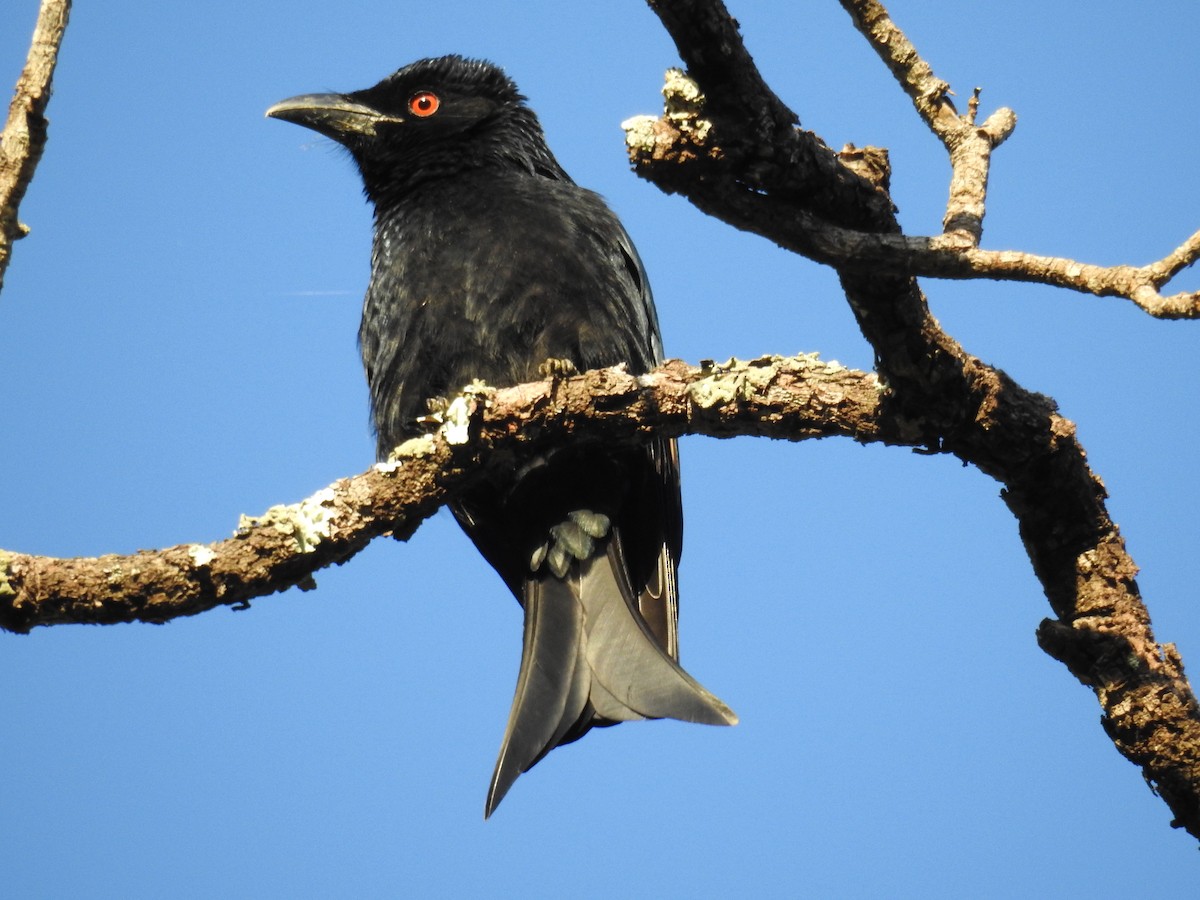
left=0, top=0, right=71, bottom=295
left=0, top=356, right=894, bottom=633
left=634, top=0, right=1200, bottom=839
left=838, top=0, right=1017, bottom=244
left=625, top=79, right=1199, bottom=318
left=643, top=0, right=896, bottom=230
left=2, top=0, right=1196, bottom=847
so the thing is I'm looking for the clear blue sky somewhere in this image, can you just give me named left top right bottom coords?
left=2, top=1, right=1198, bottom=896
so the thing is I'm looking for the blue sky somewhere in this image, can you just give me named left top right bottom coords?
left=2, top=1, right=1198, bottom=896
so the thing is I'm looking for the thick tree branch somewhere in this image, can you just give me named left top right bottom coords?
left=0, top=0, right=71, bottom=294
left=626, top=86, right=1198, bottom=318
left=635, top=0, right=1200, bottom=839
left=0, top=356, right=895, bottom=634
left=644, top=0, right=896, bottom=231
left=2, top=0, right=1195, bottom=847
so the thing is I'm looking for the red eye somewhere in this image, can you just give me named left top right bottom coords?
left=409, top=91, right=440, bottom=117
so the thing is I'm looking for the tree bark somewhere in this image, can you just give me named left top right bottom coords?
left=3, top=0, right=1199, bottom=844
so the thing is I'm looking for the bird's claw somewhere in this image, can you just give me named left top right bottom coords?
left=538, top=357, right=578, bottom=380
left=415, top=396, right=450, bottom=427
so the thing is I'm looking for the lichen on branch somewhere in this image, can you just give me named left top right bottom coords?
left=0, top=355, right=895, bottom=634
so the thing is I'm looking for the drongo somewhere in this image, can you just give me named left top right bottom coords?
left=268, top=55, right=735, bottom=817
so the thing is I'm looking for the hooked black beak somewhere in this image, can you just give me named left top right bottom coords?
left=266, top=93, right=400, bottom=141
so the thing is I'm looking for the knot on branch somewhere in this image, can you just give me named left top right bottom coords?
left=623, top=69, right=722, bottom=184
left=838, top=144, right=892, bottom=193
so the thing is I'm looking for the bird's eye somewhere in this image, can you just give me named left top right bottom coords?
left=408, top=91, right=440, bottom=117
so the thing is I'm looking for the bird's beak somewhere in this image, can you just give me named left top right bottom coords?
left=266, top=93, right=399, bottom=141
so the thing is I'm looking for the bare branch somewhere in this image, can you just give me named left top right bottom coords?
left=838, top=0, right=960, bottom=135
left=626, top=81, right=1198, bottom=317
left=838, top=0, right=1017, bottom=245
left=0, top=0, right=71, bottom=295
left=792, top=212, right=1200, bottom=318
left=939, top=105, right=1015, bottom=242
left=837, top=0, right=1199, bottom=307
left=1146, top=227, right=1200, bottom=286
left=0, top=356, right=893, bottom=633
left=1, top=0, right=1194, bottom=849
left=644, top=0, right=896, bottom=230
left=636, top=0, right=1200, bottom=839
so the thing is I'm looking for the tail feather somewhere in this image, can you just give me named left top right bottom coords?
left=485, top=576, right=589, bottom=818
left=484, top=535, right=736, bottom=818
left=578, top=543, right=736, bottom=725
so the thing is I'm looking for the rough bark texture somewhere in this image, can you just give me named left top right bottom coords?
left=625, top=1, right=1200, bottom=318
left=0, top=0, right=70, bottom=293
left=2, top=0, right=1198, bottom=845
left=0, top=356, right=895, bottom=632
left=633, top=0, right=1200, bottom=840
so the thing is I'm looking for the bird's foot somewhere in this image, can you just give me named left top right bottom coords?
left=415, top=396, right=450, bottom=428
left=538, top=357, right=579, bottom=381
left=529, top=509, right=612, bottom=578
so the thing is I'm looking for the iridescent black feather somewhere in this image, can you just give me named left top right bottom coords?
left=268, top=55, right=735, bottom=817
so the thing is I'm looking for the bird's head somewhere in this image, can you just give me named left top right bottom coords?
left=267, top=55, right=566, bottom=201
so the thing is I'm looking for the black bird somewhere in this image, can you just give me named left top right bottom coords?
left=267, top=55, right=736, bottom=817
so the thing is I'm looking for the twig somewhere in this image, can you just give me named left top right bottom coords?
left=0, top=0, right=72, bottom=295
left=838, top=0, right=960, bottom=134
left=839, top=0, right=1016, bottom=245
left=833, top=2, right=1200, bottom=308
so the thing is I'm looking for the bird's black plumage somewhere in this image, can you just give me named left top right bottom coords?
left=268, top=55, right=735, bottom=817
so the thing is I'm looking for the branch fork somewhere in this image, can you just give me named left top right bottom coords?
left=633, top=0, right=1200, bottom=839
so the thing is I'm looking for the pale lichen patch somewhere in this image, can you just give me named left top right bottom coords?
left=188, top=544, right=216, bottom=567
left=688, top=355, right=782, bottom=408
left=441, top=395, right=476, bottom=446
left=662, top=68, right=708, bottom=131
left=238, top=487, right=337, bottom=553
left=0, top=551, right=14, bottom=599
left=621, top=114, right=660, bottom=153
left=623, top=69, right=713, bottom=153
left=390, top=436, right=437, bottom=460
